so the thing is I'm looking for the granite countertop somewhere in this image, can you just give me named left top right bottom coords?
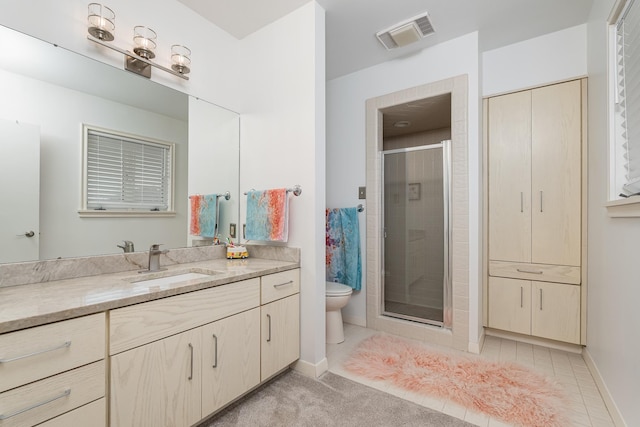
left=0, top=256, right=299, bottom=335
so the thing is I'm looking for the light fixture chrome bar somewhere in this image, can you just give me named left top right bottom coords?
left=87, top=34, right=189, bottom=80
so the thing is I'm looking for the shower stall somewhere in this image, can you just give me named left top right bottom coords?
left=381, top=141, right=452, bottom=328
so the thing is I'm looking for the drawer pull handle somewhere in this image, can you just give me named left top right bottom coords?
left=273, top=280, right=294, bottom=288
left=0, top=388, right=71, bottom=420
left=266, top=314, right=272, bottom=342
left=212, top=334, right=218, bottom=368
left=188, top=343, right=194, bottom=380
left=0, top=341, right=71, bottom=363
left=516, top=268, right=543, bottom=275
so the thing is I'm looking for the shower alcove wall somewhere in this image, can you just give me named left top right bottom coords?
left=365, top=75, right=470, bottom=351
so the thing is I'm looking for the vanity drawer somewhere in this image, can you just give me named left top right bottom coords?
left=0, top=313, right=105, bottom=393
left=489, top=261, right=581, bottom=285
left=0, top=360, right=104, bottom=427
left=110, top=278, right=260, bottom=354
left=37, top=399, right=105, bottom=427
left=261, top=269, right=300, bottom=304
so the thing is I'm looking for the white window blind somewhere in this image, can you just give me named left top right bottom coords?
left=617, top=0, right=640, bottom=196
left=84, top=126, right=173, bottom=211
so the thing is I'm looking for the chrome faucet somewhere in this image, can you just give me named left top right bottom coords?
left=117, top=240, right=135, bottom=253
left=147, top=244, right=168, bottom=272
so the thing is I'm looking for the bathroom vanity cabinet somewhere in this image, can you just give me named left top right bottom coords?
left=0, top=261, right=300, bottom=427
left=485, top=79, right=586, bottom=345
left=109, top=269, right=300, bottom=427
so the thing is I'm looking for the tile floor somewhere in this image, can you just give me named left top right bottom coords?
left=326, top=324, right=616, bottom=427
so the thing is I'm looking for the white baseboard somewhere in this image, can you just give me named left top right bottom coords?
left=468, top=329, right=486, bottom=354
left=343, top=315, right=366, bottom=327
left=293, top=357, right=328, bottom=379
left=582, top=349, right=627, bottom=427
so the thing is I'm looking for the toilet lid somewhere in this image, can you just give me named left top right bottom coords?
left=326, top=281, right=353, bottom=296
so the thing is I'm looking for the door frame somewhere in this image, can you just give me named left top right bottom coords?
left=365, top=75, right=470, bottom=351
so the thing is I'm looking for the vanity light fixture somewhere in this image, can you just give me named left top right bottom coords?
left=86, top=3, right=190, bottom=80
left=171, top=45, right=191, bottom=75
left=87, top=3, right=115, bottom=41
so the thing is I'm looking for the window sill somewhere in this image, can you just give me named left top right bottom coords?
left=78, top=210, right=176, bottom=218
left=604, top=198, right=640, bottom=217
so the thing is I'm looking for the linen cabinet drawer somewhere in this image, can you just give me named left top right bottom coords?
left=0, top=313, right=105, bottom=393
left=0, top=360, right=104, bottom=427
left=261, top=269, right=300, bottom=304
left=489, top=260, right=581, bottom=285
left=110, top=278, right=260, bottom=355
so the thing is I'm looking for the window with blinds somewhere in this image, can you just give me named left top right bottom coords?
left=615, top=0, right=640, bottom=196
left=82, top=125, right=174, bottom=212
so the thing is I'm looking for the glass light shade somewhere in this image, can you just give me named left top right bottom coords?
left=133, top=26, right=157, bottom=59
left=87, top=3, right=115, bottom=41
left=171, top=45, right=191, bottom=74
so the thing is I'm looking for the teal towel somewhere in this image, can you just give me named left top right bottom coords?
left=326, top=207, right=361, bottom=291
left=199, top=194, right=218, bottom=238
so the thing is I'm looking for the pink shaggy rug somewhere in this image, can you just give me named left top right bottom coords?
left=343, top=335, right=569, bottom=427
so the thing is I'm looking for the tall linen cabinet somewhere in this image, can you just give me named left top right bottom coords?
left=483, top=79, right=587, bottom=345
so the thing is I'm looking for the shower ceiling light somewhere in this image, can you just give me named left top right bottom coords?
left=394, top=121, right=411, bottom=128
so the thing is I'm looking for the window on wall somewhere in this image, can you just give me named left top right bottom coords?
left=80, top=125, right=174, bottom=216
left=611, top=0, right=640, bottom=199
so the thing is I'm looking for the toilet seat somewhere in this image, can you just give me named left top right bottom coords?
left=326, top=281, right=352, bottom=296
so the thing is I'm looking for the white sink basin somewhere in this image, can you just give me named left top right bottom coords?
left=126, top=268, right=223, bottom=287
left=132, top=272, right=213, bottom=287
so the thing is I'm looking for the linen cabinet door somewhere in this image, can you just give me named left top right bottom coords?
left=531, top=80, right=582, bottom=267
left=487, top=277, right=531, bottom=335
left=201, top=308, right=260, bottom=416
left=532, top=281, right=580, bottom=344
left=488, top=90, right=532, bottom=263
left=110, top=328, right=202, bottom=427
left=261, top=294, right=300, bottom=381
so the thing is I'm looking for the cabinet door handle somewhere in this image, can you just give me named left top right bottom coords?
left=540, top=191, right=543, bottom=212
left=212, top=334, right=218, bottom=368
left=188, top=343, right=194, bottom=380
left=266, top=314, right=272, bottom=342
left=520, top=286, right=523, bottom=308
left=0, top=341, right=71, bottom=363
left=539, top=289, right=543, bottom=310
left=516, top=268, right=543, bottom=274
left=520, top=192, right=524, bottom=213
left=0, top=388, right=70, bottom=420
left=273, top=280, right=294, bottom=288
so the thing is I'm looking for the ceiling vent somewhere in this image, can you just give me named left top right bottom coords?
left=376, top=12, right=435, bottom=50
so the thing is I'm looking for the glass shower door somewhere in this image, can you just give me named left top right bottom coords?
left=381, top=142, right=451, bottom=327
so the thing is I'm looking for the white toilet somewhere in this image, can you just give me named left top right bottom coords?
left=325, top=281, right=353, bottom=344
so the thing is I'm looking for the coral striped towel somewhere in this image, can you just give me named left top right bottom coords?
left=326, top=207, right=361, bottom=291
left=245, top=189, right=289, bottom=242
left=190, top=194, right=218, bottom=237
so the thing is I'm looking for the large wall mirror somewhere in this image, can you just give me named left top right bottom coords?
left=0, top=25, right=240, bottom=264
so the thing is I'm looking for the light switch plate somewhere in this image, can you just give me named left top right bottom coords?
left=229, top=223, right=236, bottom=238
left=358, top=186, right=366, bottom=199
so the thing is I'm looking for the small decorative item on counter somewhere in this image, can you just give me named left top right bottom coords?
left=226, top=238, right=249, bottom=259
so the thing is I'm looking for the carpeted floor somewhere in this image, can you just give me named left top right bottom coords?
left=198, top=370, right=474, bottom=427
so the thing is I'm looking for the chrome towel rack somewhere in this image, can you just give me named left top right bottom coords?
left=244, top=185, right=302, bottom=196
